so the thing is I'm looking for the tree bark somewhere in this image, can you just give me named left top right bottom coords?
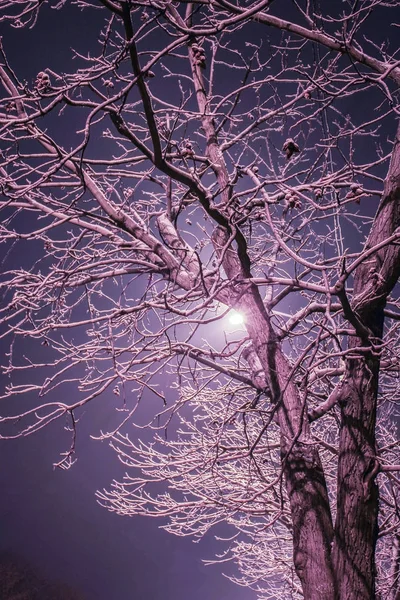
left=212, top=228, right=336, bottom=599
left=389, top=535, right=400, bottom=600
left=332, top=122, right=400, bottom=599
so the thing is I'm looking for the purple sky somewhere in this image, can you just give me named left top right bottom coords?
left=0, top=2, right=396, bottom=599
left=0, top=408, right=250, bottom=599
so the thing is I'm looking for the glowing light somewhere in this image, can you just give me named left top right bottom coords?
left=229, top=311, right=245, bottom=325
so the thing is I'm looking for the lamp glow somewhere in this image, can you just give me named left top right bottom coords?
left=229, top=311, right=245, bottom=325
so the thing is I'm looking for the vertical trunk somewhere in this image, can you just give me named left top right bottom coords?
left=184, top=0, right=337, bottom=586
left=255, top=327, right=336, bottom=599
left=389, top=535, right=400, bottom=600
left=333, top=122, right=400, bottom=598
left=332, top=350, right=380, bottom=599
left=212, top=228, right=336, bottom=599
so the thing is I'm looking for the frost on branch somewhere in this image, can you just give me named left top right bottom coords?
left=0, top=1, right=400, bottom=598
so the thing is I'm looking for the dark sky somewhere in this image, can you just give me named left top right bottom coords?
left=0, top=405, right=249, bottom=600
left=0, top=3, right=397, bottom=599
left=0, top=5, right=252, bottom=600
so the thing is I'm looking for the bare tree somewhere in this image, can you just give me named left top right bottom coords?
left=0, top=1, right=399, bottom=598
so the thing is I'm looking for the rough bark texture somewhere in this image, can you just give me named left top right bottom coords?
left=333, top=356, right=380, bottom=599
left=212, top=228, right=336, bottom=599
left=389, top=536, right=400, bottom=600
left=332, top=122, right=400, bottom=598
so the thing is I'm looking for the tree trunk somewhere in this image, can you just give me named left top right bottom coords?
left=332, top=122, right=400, bottom=598
left=332, top=351, right=380, bottom=599
left=257, top=330, right=336, bottom=599
left=389, top=535, right=400, bottom=600
left=212, top=228, right=336, bottom=599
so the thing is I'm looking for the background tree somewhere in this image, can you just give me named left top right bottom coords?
left=0, top=1, right=399, bottom=598
left=0, top=551, right=86, bottom=600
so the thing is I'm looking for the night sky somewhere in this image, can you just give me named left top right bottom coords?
left=1, top=2, right=398, bottom=599
left=0, top=417, right=249, bottom=599
left=0, top=5, right=251, bottom=600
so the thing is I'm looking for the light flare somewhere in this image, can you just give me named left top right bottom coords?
left=228, top=311, right=245, bottom=325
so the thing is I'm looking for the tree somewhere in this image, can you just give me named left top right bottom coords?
left=0, top=551, right=86, bottom=600
left=0, top=1, right=399, bottom=598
